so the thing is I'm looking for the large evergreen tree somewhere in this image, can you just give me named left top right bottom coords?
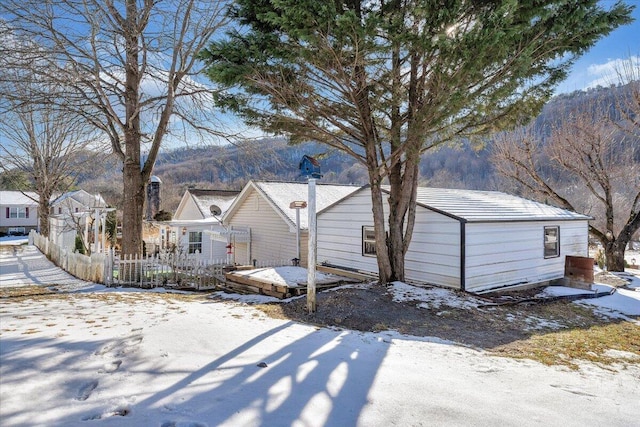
left=202, top=0, right=633, bottom=283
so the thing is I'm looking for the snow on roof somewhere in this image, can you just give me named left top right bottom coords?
left=411, top=187, right=591, bottom=222
left=53, top=190, right=106, bottom=208
left=189, top=189, right=241, bottom=219
left=253, top=181, right=361, bottom=230
left=0, top=191, right=39, bottom=205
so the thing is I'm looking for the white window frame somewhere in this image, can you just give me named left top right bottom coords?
left=9, top=207, right=27, bottom=219
left=544, top=226, right=560, bottom=258
left=8, top=227, right=26, bottom=235
left=188, top=231, right=202, bottom=254
left=362, top=226, right=377, bottom=257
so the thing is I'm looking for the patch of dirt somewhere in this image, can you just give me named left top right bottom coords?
left=594, top=272, right=631, bottom=287
left=251, top=284, right=634, bottom=351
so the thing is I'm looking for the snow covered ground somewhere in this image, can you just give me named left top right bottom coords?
left=229, top=266, right=343, bottom=287
left=1, top=245, right=639, bottom=426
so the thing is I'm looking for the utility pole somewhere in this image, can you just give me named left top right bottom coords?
left=299, top=155, right=322, bottom=314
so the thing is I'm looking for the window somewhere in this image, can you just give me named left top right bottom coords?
left=188, top=231, right=202, bottom=254
left=544, top=226, right=560, bottom=258
left=8, top=227, right=25, bottom=236
left=7, top=207, right=28, bottom=219
left=362, top=226, right=376, bottom=257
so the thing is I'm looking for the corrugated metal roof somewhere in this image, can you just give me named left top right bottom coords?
left=254, top=181, right=361, bottom=230
left=0, top=191, right=39, bottom=205
left=189, top=189, right=240, bottom=219
left=410, top=187, right=591, bottom=222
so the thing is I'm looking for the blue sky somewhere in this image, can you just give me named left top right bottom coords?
left=555, top=1, right=640, bottom=94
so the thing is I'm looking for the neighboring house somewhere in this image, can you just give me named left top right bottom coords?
left=221, top=180, right=360, bottom=267
left=50, top=190, right=106, bottom=216
left=49, top=190, right=107, bottom=251
left=171, top=188, right=241, bottom=261
left=0, top=191, right=39, bottom=235
left=317, top=186, right=591, bottom=293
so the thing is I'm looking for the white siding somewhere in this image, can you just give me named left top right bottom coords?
left=464, top=220, right=589, bottom=292
left=318, top=189, right=380, bottom=275
left=226, top=189, right=303, bottom=266
left=318, top=189, right=463, bottom=287
left=175, top=196, right=205, bottom=220
left=404, top=211, right=461, bottom=288
left=318, top=187, right=589, bottom=292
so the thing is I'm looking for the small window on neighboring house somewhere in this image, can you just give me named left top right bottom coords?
left=362, top=226, right=377, bottom=257
left=75, top=207, right=79, bottom=213
left=9, top=207, right=27, bottom=219
left=58, top=207, right=62, bottom=214
left=544, top=226, right=560, bottom=258
left=188, top=231, right=202, bottom=254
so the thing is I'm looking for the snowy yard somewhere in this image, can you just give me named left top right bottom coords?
left=1, top=244, right=639, bottom=426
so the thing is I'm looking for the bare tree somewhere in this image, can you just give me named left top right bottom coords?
left=0, top=0, right=230, bottom=256
left=492, top=92, right=640, bottom=271
left=0, top=75, right=102, bottom=238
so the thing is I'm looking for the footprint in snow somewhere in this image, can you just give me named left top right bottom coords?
left=76, top=380, right=98, bottom=401
left=98, top=359, right=122, bottom=374
left=81, top=406, right=130, bottom=421
left=94, top=343, right=115, bottom=356
left=126, top=335, right=143, bottom=346
left=161, top=422, right=208, bottom=427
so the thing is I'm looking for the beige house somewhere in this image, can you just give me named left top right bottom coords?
left=221, top=180, right=360, bottom=267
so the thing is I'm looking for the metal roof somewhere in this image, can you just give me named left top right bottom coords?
left=225, top=181, right=361, bottom=230
left=410, top=187, right=591, bottom=222
left=253, top=181, right=361, bottom=230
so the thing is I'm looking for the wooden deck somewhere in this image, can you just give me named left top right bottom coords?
left=221, top=266, right=369, bottom=299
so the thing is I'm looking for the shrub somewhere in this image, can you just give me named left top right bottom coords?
left=74, top=234, right=86, bottom=254
left=595, top=250, right=606, bottom=269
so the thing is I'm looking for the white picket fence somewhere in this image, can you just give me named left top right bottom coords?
left=105, top=250, right=229, bottom=290
left=29, top=230, right=295, bottom=290
left=30, top=231, right=106, bottom=283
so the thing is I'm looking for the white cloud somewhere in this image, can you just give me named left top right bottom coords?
left=584, top=55, right=640, bottom=89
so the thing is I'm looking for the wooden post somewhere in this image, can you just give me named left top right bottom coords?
left=93, top=208, right=100, bottom=254
left=307, top=178, right=317, bottom=313
left=295, top=207, right=301, bottom=262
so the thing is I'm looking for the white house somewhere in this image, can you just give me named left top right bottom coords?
left=0, top=191, right=39, bottom=235
left=221, top=180, right=360, bottom=267
left=170, top=188, right=240, bottom=261
left=317, top=186, right=591, bottom=293
left=48, top=190, right=108, bottom=251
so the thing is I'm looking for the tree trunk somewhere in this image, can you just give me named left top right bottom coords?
left=38, top=198, right=50, bottom=238
left=387, top=152, right=420, bottom=282
left=604, top=241, right=626, bottom=272
left=369, top=175, right=392, bottom=285
left=120, top=0, right=144, bottom=258
left=121, top=159, right=145, bottom=257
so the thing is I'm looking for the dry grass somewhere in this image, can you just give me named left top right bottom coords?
left=251, top=285, right=640, bottom=368
left=492, top=322, right=640, bottom=369
left=3, top=284, right=638, bottom=368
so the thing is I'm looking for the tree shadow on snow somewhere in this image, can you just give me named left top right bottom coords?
left=134, top=321, right=390, bottom=426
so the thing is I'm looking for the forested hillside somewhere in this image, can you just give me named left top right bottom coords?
left=2, top=84, right=636, bottom=214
